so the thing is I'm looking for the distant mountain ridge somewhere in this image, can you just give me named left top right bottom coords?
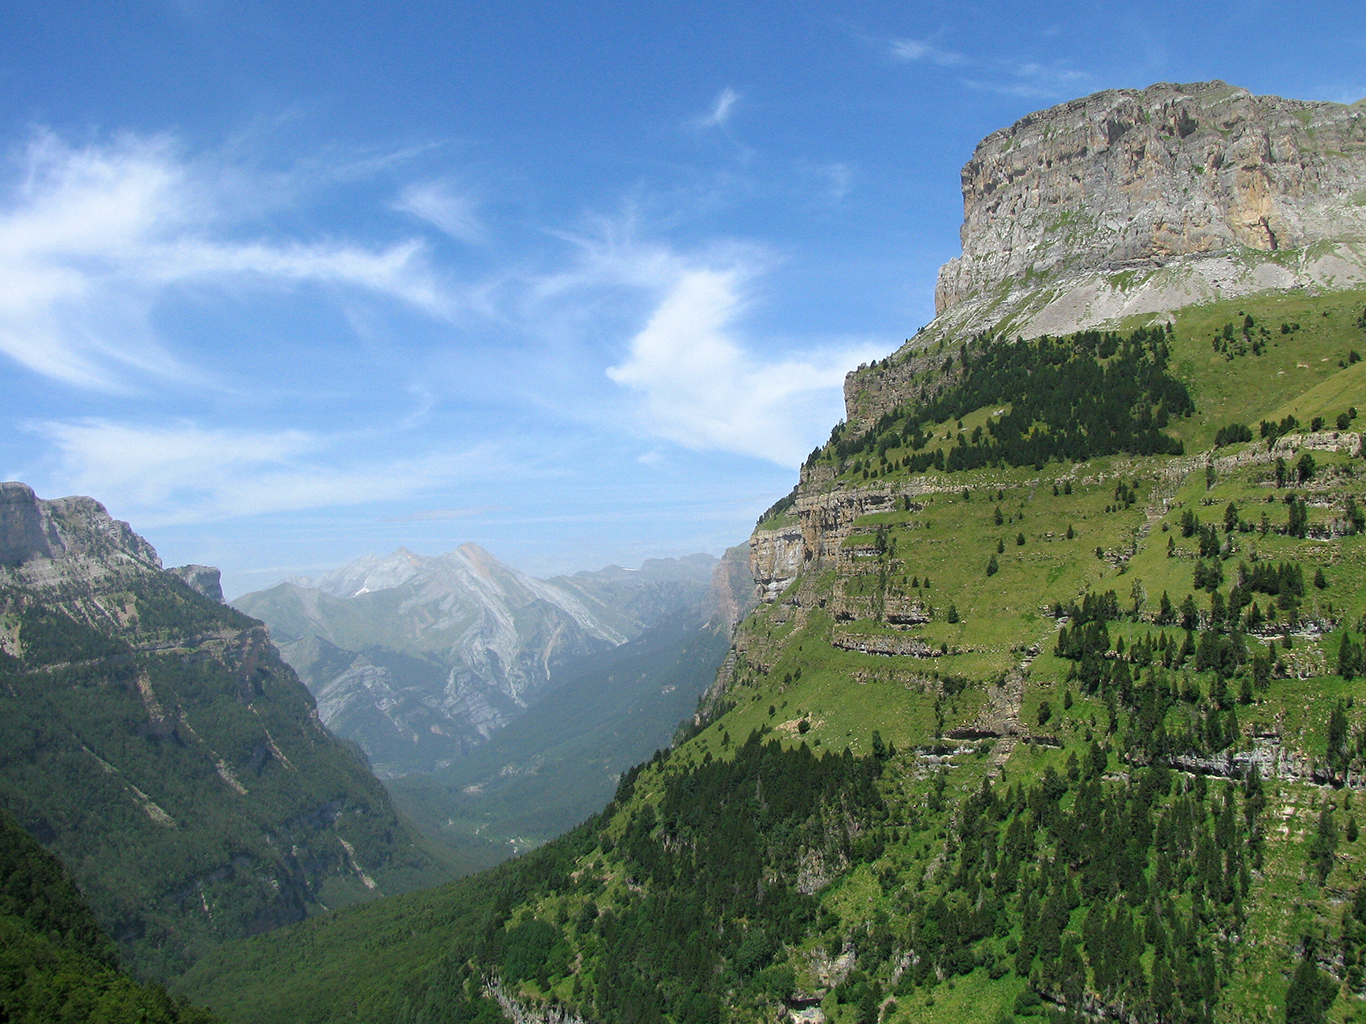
left=235, top=544, right=726, bottom=777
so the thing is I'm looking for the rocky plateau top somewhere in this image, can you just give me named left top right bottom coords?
left=936, top=80, right=1366, bottom=315
left=841, top=81, right=1366, bottom=433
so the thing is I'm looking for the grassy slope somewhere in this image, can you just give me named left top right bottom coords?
left=181, top=288, right=1366, bottom=1024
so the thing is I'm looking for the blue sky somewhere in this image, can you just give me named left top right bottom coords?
left=2, top=1, right=1363, bottom=597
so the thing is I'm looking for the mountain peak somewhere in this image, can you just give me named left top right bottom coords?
left=455, top=542, right=501, bottom=579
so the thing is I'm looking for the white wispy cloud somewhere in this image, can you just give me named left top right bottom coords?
left=606, top=267, right=879, bottom=467
left=0, top=130, right=454, bottom=391
left=887, top=36, right=1091, bottom=100
left=9, top=128, right=876, bottom=517
left=28, top=418, right=495, bottom=525
left=393, top=179, right=486, bottom=244
left=889, top=38, right=967, bottom=67
left=693, top=88, right=741, bottom=129
left=382, top=506, right=505, bottom=523
left=966, top=62, right=1091, bottom=100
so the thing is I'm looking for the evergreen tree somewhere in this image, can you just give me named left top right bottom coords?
left=1285, top=946, right=1336, bottom=1024
left=1339, top=632, right=1362, bottom=680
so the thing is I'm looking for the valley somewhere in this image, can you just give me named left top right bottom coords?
left=180, top=282, right=1366, bottom=1024
left=8, top=78, right=1366, bottom=1024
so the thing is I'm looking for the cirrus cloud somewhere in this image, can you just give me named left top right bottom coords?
left=393, top=179, right=486, bottom=245
left=0, top=130, right=454, bottom=392
left=26, top=418, right=496, bottom=526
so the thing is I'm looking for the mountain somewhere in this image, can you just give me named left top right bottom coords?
left=935, top=80, right=1366, bottom=343
left=0, top=482, right=461, bottom=980
left=388, top=546, right=753, bottom=852
left=847, top=80, right=1366, bottom=434
left=182, top=82, right=1366, bottom=1024
left=234, top=545, right=722, bottom=778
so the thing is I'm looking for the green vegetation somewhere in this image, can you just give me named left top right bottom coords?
left=0, top=568, right=459, bottom=980
left=168, top=288, right=1366, bottom=1024
left=810, top=325, right=1191, bottom=479
left=0, top=808, right=221, bottom=1023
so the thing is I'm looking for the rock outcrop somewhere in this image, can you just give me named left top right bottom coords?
left=937, top=81, right=1366, bottom=313
left=842, top=81, right=1366, bottom=433
left=749, top=523, right=804, bottom=602
left=0, top=481, right=160, bottom=574
left=167, top=564, right=225, bottom=603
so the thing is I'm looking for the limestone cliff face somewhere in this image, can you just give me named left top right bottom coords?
left=936, top=80, right=1366, bottom=315
left=166, top=564, right=224, bottom=603
left=750, top=477, right=913, bottom=604
left=749, top=523, right=804, bottom=602
left=0, top=481, right=161, bottom=576
left=707, top=544, right=760, bottom=632
left=838, top=81, right=1366, bottom=434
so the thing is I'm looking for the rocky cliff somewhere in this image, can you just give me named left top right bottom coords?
left=938, top=80, right=1366, bottom=313
left=843, top=81, right=1366, bottom=433
left=0, top=481, right=160, bottom=574
left=166, top=563, right=225, bottom=603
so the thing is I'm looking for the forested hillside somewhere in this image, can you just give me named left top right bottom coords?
left=0, top=485, right=460, bottom=980
left=0, top=809, right=222, bottom=1023
left=181, top=287, right=1366, bottom=1024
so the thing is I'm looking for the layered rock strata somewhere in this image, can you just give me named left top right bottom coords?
left=937, top=80, right=1366, bottom=315
left=841, top=82, right=1366, bottom=433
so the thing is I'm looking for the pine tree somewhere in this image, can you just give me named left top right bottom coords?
left=1339, top=632, right=1362, bottom=680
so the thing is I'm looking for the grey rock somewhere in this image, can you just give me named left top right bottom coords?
left=167, top=564, right=224, bottom=603
left=844, top=81, right=1366, bottom=433
left=238, top=545, right=724, bottom=776
left=937, top=80, right=1366, bottom=317
left=0, top=481, right=160, bottom=575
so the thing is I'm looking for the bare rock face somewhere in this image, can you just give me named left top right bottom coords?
left=166, top=564, right=224, bottom=603
left=0, top=482, right=50, bottom=565
left=749, top=525, right=804, bottom=603
left=936, top=81, right=1366, bottom=316
left=836, top=82, right=1366, bottom=434
left=0, top=481, right=161, bottom=576
left=707, top=544, right=759, bottom=632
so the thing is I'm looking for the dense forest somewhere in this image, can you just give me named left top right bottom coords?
left=0, top=563, right=454, bottom=979
left=812, top=326, right=1193, bottom=476
left=0, top=808, right=222, bottom=1023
